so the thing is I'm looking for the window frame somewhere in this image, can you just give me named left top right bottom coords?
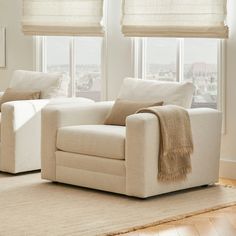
left=33, top=0, right=108, bottom=100
left=34, top=36, right=106, bottom=100
left=133, top=38, right=225, bottom=106
left=132, top=37, right=226, bottom=132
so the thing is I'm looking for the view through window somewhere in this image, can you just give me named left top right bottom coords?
left=46, top=37, right=70, bottom=74
left=45, top=36, right=102, bottom=101
left=44, top=36, right=219, bottom=107
left=75, top=38, right=102, bottom=101
left=146, top=38, right=178, bottom=82
left=145, top=38, right=219, bottom=108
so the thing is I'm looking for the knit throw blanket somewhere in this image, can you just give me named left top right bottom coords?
left=137, top=105, right=193, bottom=182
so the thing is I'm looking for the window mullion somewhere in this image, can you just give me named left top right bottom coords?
left=132, top=38, right=139, bottom=78
left=217, top=39, right=224, bottom=110
left=133, top=38, right=145, bottom=79
left=177, top=38, right=184, bottom=82
left=141, top=38, right=147, bottom=79
left=217, top=39, right=226, bottom=133
left=42, top=36, right=47, bottom=72
left=70, top=37, right=76, bottom=97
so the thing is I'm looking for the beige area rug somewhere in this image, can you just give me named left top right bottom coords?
left=0, top=173, right=236, bottom=236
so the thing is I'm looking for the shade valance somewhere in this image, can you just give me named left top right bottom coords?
left=121, top=0, right=228, bottom=38
left=22, top=0, right=104, bottom=36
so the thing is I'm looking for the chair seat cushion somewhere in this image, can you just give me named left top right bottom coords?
left=118, top=78, right=195, bottom=108
left=57, top=125, right=126, bottom=160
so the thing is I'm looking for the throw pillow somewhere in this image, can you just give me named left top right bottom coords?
left=0, top=88, right=41, bottom=111
left=104, top=99, right=163, bottom=126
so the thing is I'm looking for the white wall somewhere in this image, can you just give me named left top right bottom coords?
left=105, top=0, right=133, bottom=100
left=0, top=0, right=236, bottom=163
left=221, top=0, right=236, bottom=162
left=0, top=0, right=34, bottom=89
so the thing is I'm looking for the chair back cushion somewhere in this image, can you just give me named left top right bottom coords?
left=10, top=70, right=69, bottom=98
left=118, top=78, right=195, bottom=108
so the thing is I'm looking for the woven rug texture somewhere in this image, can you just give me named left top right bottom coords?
left=0, top=172, right=236, bottom=236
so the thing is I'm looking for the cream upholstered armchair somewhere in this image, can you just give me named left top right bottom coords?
left=0, top=70, right=93, bottom=173
left=41, top=78, right=222, bottom=198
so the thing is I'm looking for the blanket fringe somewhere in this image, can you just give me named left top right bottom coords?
left=158, top=166, right=192, bottom=182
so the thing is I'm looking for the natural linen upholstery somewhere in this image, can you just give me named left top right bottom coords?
left=0, top=70, right=93, bottom=174
left=41, top=78, right=222, bottom=198
left=57, top=125, right=126, bottom=160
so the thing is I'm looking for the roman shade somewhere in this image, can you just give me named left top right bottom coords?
left=121, top=0, right=228, bottom=38
left=22, top=0, right=104, bottom=36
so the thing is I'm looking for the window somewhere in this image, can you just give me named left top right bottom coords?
left=140, top=38, right=221, bottom=109
left=75, top=38, right=102, bottom=101
left=46, top=37, right=70, bottom=74
left=183, top=39, right=218, bottom=108
left=40, top=36, right=103, bottom=101
left=145, top=38, right=178, bottom=82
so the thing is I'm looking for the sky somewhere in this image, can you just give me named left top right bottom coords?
left=47, top=37, right=218, bottom=66
left=47, top=37, right=102, bottom=66
left=147, top=38, right=218, bottom=65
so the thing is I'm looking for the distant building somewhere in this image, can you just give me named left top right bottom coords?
left=47, top=64, right=101, bottom=101
left=146, top=62, right=217, bottom=108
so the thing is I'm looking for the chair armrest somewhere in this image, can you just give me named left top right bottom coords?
left=125, top=108, right=222, bottom=198
left=41, top=101, right=114, bottom=181
left=48, top=97, right=95, bottom=106
left=1, top=99, right=50, bottom=131
left=0, top=99, right=50, bottom=173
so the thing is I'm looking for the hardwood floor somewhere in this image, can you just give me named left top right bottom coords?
left=122, top=178, right=236, bottom=236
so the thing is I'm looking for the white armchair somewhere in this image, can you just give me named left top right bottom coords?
left=41, top=78, right=222, bottom=198
left=0, top=70, right=94, bottom=173
left=1, top=99, right=50, bottom=173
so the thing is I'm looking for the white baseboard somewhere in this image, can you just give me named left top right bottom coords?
left=220, top=159, right=236, bottom=179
